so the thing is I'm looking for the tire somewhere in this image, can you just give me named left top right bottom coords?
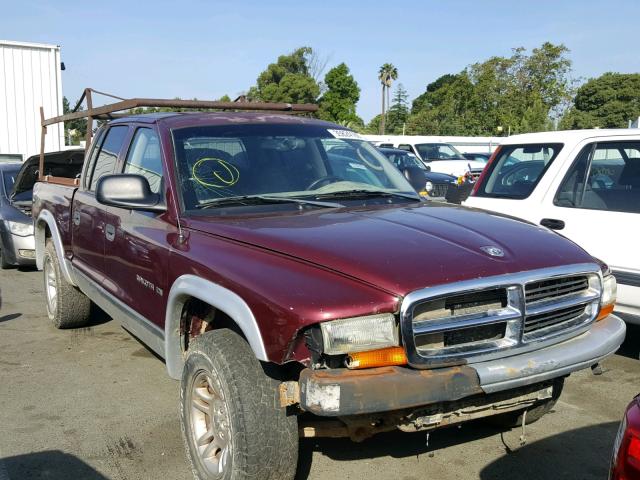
left=487, top=378, right=564, bottom=428
left=0, top=247, right=13, bottom=269
left=43, top=239, right=91, bottom=329
left=180, top=329, right=298, bottom=480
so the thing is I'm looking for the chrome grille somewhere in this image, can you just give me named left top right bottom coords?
left=525, top=276, right=589, bottom=303
left=400, top=264, right=602, bottom=369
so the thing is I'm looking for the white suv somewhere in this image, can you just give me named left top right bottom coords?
left=465, top=129, right=640, bottom=324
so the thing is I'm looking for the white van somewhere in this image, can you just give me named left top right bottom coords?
left=465, top=129, right=640, bottom=324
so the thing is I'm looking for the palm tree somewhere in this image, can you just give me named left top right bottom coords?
left=378, top=63, right=398, bottom=134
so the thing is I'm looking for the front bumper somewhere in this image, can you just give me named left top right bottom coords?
left=299, top=314, right=626, bottom=416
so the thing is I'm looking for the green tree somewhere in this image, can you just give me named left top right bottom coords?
left=248, top=47, right=320, bottom=104
left=378, top=63, right=398, bottom=134
left=386, top=83, right=409, bottom=134
left=560, top=73, right=640, bottom=129
left=62, top=96, right=88, bottom=144
left=407, top=43, right=573, bottom=135
left=318, top=63, right=362, bottom=125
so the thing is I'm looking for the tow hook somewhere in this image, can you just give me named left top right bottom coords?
left=591, top=363, right=604, bottom=376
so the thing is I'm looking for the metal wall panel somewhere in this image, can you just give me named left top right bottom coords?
left=0, top=40, right=64, bottom=160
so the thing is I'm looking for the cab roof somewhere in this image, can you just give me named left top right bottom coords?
left=499, top=128, right=640, bottom=146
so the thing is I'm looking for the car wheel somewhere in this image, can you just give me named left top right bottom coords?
left=43, top=239, right=91, bottom=328
left=180, top=329, right=298, bottom=480
left=0, top=247, right=13, bottom=269
left=487, top=378, right=564, bottom=428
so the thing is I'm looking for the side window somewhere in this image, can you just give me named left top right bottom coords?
left=88, top=126, right=129, bottom=191
left=83, top=128, right=105, bottom=189
left=124, top=128, right=163, bottom=194
left=555, top=141, right=640, bottom=214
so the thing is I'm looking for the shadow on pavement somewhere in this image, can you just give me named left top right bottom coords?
left=3, top=450, right=109, bottom=480
left=480, top=422, right=619, bottom=480
left=0, top=312, right=21, bottom=323
left=617, top=319, right=640, bottom=360
left=296, top=420, right=505, bottom=479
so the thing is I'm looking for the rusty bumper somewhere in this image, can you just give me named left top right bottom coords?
left=298, top=364, right=483, bottom=416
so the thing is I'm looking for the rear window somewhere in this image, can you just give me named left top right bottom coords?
left=475, top=143, right=563, bottom=199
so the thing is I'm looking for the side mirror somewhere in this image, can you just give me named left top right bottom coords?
left=96, top=174, right=165, bottom=212
left=402, top=167, right=427, bottom=192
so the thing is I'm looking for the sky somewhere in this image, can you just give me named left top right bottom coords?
left=3, top=0, right=640, bottom=122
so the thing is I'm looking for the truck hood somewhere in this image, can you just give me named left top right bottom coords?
left=426, top=160, right=485, bottom=177
left=186, top=202, right=595, bottom=297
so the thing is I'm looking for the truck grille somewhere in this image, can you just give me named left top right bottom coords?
left=400, top=265, right=602, bottom=368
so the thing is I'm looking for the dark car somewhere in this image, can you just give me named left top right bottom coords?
left=0, top=150, right=84, bottom=269
left=378, top=147, right=458, bottom=200
left=610, top=394, right=640, bottom=479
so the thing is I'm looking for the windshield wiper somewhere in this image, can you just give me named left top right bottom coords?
left=195, top=195, right=342, bottom=209
left=312, top=190, right=422, bottom=202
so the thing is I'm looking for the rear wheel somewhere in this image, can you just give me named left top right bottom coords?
left=43, top=240, right=91, bottom=329
left=180, top=329, right=298, bottom=480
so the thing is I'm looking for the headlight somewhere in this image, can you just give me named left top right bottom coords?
left=7, top=221, right=34, bottom=236
left=425, top=181, right=434, bottom=193
left=597, top=274, right=617, bottom=321
left=320, top=313, right=399, bottom=355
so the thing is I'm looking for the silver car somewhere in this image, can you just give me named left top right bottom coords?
left=0, top=150, right=84, bottom=269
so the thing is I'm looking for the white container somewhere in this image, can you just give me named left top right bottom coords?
left=0, top=40, right=64, bottom=161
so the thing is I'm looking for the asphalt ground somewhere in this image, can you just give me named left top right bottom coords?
left=1, top=266, right=639, bottom=480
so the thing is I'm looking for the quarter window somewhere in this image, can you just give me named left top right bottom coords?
left=555, top=141, right=640, bottom=214
left=88, top=126, right=129, bottom=191
left=124, top=128, right=163, bottom=194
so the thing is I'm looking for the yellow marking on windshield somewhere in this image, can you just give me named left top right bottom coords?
left=192, top=157, right=240, bottom=188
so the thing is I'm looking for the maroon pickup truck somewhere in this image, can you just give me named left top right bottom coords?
left=33, top=111, right=625, bottom=480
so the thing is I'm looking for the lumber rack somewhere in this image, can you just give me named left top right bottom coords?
left=39, top=87, right=319, bottom=185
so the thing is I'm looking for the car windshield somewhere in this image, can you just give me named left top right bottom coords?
left=2, top=169, right=18, bottom=197
left=415, top=143, right=466, bottom=161
left=475, top=143, right=563, bottom=199
left=383, top=151, right=427, bottom=171
left=172, top=124, right=419, bottom=211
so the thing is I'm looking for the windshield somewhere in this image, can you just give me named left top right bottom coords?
left=415, top=143, right=465, bottom=161
left=2, top=169, right=18, bottom=197
left=382, top=150, right=427, bottom=171
left=172, top=124, right=419, bottom=211
left=475, top=143, right=563, bottom=199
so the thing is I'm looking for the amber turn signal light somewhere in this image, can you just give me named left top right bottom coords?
left=597, top=303, right=615, bottom=321
left=345, top=346, right=408, bottom=369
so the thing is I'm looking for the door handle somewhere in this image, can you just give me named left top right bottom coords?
left=540, top=218, right=565, bottom=230
left=105, top=224, right=115, bottom=242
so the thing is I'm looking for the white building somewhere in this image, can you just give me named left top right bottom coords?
left=0, top=40, right=64, bottom=161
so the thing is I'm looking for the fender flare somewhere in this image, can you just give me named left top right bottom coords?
left=164, top=274, right=268, bottom=379
left=35, top=210, right=76, bottom=286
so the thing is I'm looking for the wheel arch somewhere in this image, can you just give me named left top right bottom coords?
left=165, top=275, right=268, bottom=379
left=35, top=210, right=76, bottom=285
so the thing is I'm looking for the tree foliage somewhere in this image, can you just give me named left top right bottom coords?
left=248, top=47, right=320, bottom=104
left=386, top=83, right=409, bottom=134
left=62, top=96, right=87, bottom=144
left=560, top=73, right=640, bottom=129
left=407, top=42, right=573, bottom=135
left=318, top=63, right=362, bottom=125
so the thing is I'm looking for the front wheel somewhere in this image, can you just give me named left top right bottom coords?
left=180, top=329, right=298, bottom=480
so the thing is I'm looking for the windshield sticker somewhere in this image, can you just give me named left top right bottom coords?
left=348, top=162, right=367, bottom=170
left=327, top=129, right=364, bottom=141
